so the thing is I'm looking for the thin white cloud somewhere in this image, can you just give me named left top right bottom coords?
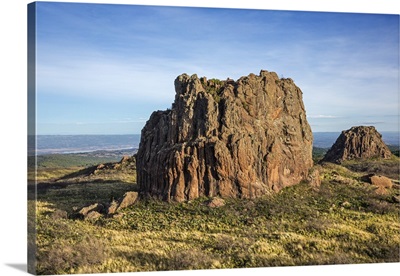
left=37, top=52, right=178, bottom=102
left=308, top=115, right=339, bottom=119
left=360, top=121, right=386, bottom=125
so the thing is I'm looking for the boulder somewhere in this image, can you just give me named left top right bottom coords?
left=72, top=191, right=139, bottom=219
left=85, top=211, right=102, bottom=220
left=362, top=174, right=393, bottom=195
left=205, top=197, right=226, bottom=208
left=308, top=167, right=321, bottom=188
left=78, top=203, right=105, bottom=217
left=107, top=200, right=119, bottom=215
left=107, top=191, right=139, bottom=215
left=137, top=70, right=313, bottom=201
left=369, top=175, right=393, bottom=189
left=117, top=191, right=139, bottom=210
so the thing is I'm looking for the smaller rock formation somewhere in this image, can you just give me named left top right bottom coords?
left=322, top=126, right=392, bottom=164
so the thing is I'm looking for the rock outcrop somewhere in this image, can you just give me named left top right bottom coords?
left=108, top=191, right=139, bottom=215
left=322, top=126, right=392, bottom=164
left=362, top=174, right=393, bottom=195
left=74, top=191, right=139, bottom=219
left=78, top=203, right=106, bottom=220
left=137, top=70, right=313, bottom=202
left=56, top=155, right=137, bottom=184
left=307, top=167, right=321, bottom=188
left=205, top=197, right=226, bottom=208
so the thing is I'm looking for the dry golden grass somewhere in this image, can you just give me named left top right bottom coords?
left=34, top=171, right=400, bottom=274
left=31, top=156, right=400, bottom=274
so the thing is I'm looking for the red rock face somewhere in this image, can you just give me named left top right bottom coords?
left=137, top=70, right=313, bottom=202
left=322, top=126, right=392, bottom=164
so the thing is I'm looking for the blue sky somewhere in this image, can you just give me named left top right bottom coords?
left=35, top=2, right=399, bottom=134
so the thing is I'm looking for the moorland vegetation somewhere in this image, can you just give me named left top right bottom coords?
left=30, top=148, right=399, bottom=274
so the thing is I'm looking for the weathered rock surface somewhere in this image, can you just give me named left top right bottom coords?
left=369, top=175, right=393, bottom=189
left=114, top=191, right=139, bottom=211
left=137, top=70, right=313, bottom=202
left=85, top=211, right=103, bottom=221
left=205, top=197, right=226, bottom=208
left=74, top=191, right=139, bottom=219
left=307, top=167, right=321, bottom=188
left=107, top=191, right=139, bottom=215
left=78, top=203, right=105, bottom=217
left=362, top=174, right=393, bottom=195
left=107, top=200, right=120, bottom=215
left=322, top=126, right=392, bottom=164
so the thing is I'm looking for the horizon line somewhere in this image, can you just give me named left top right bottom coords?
left=33, top=130, right=399, bottom=136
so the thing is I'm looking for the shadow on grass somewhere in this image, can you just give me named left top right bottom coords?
left=33, top=180, right=138, bottom=214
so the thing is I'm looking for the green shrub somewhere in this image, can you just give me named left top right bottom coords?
left=37, top=235, right=107, bottom=275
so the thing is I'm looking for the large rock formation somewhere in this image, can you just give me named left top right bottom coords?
left=136, top=70, right=313, bottom=202
left=322, top=126, right=392, bottom=164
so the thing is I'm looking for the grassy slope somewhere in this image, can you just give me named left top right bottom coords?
left=31, top=154, right=121, bottom=169
left=32, top=155, right=400, bottom=274
left=341, top=156, right=399, bottom=181
left=28, top=151, right=133, bottom=183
